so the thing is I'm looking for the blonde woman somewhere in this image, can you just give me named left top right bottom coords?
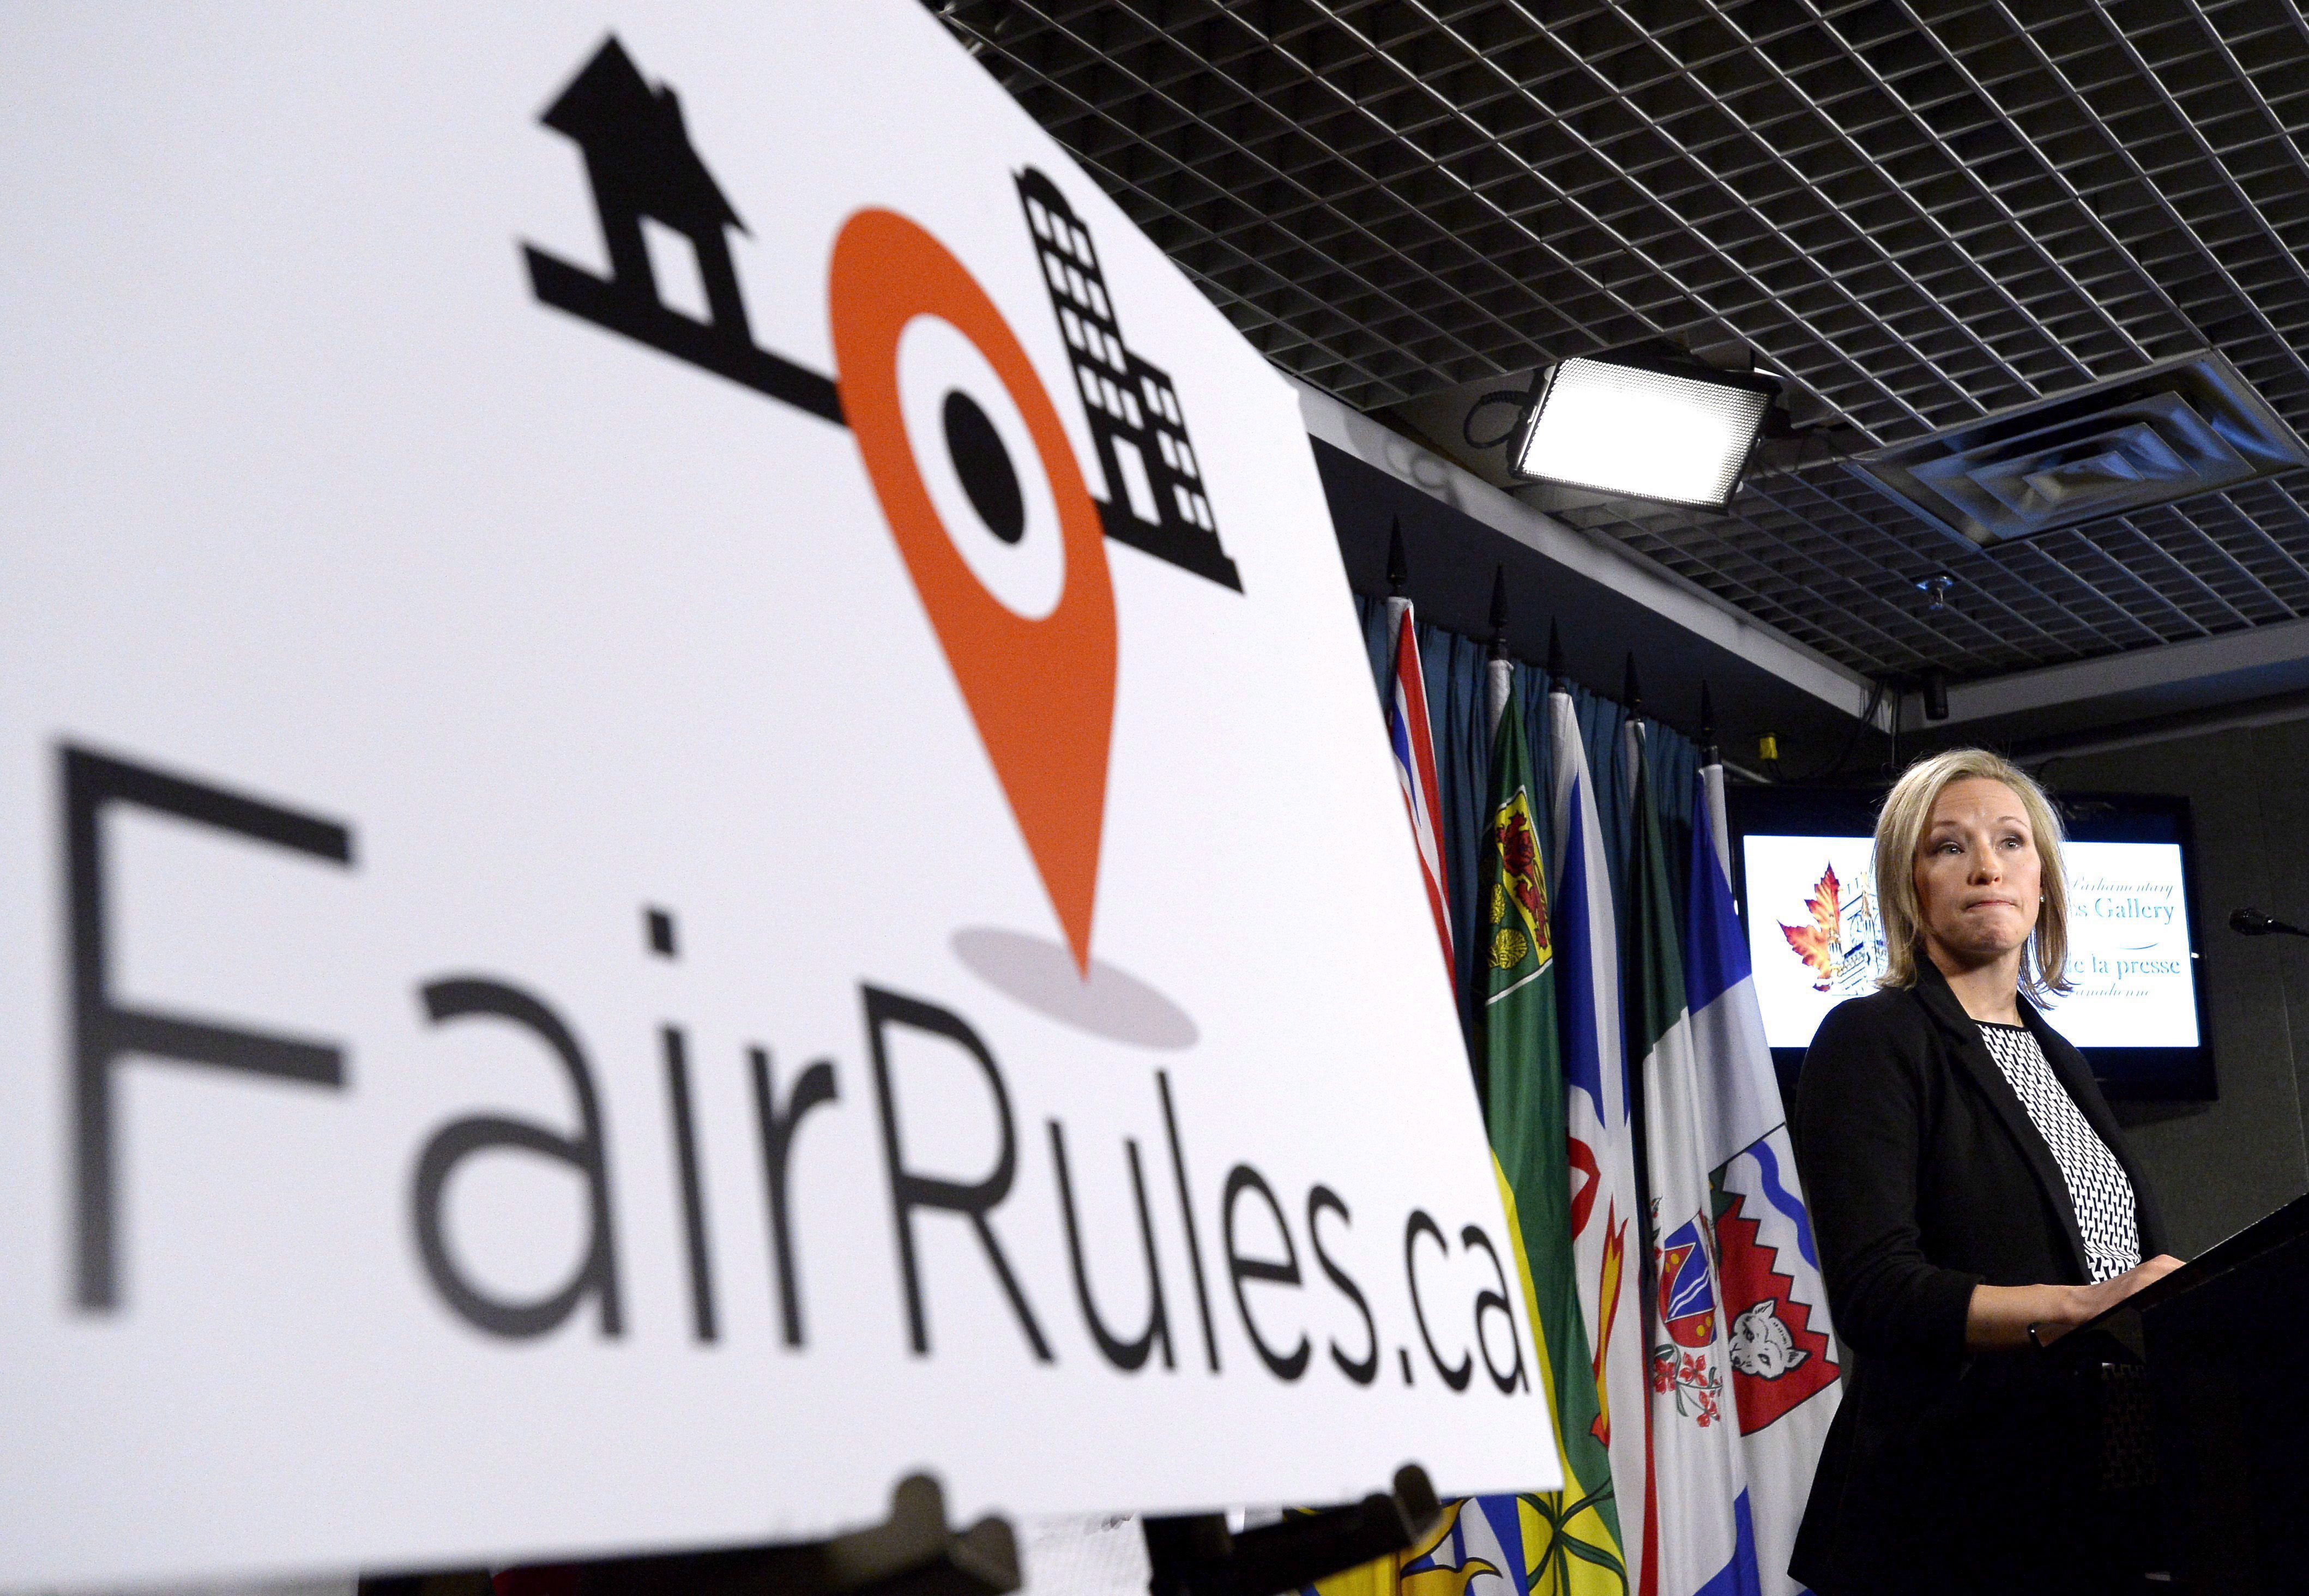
left=1788, top=749, right=2183, bottom=1596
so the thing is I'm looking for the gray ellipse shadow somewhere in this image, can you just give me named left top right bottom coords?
left=950, top=927, right=1198, bottom=1050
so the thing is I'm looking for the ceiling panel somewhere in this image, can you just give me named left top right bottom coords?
left=932, top=0, right=2309, bottom=685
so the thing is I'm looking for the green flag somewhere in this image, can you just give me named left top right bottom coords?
left=1623, top=729, right=1689, bottom=1103
left=1479, top=685, right=1628, bottom=1595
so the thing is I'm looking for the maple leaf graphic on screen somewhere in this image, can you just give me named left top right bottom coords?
left=1780, top=863, right=1843, bottom=992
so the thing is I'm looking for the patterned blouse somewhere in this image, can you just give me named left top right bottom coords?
left=1978, top=1020, right=2141, bottom=1283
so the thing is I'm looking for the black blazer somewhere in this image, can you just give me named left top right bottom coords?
left=1788, top=960, right=2169, bottom=1596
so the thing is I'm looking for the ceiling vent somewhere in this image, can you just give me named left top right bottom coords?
left=1847, top=352, right=2309, bottom=550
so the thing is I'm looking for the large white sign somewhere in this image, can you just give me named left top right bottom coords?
left=0, top=6, right=1554, bottom=1587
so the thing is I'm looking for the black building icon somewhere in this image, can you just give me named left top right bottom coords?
left=1016, top=169, right=1240, bottom=591
left=542, top=37, right=752, bottom=344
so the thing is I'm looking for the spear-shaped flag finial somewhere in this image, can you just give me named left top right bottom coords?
left=1385, top=516, right=1408, bottom=596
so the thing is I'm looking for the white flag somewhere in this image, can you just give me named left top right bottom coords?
left=1547, top=688, right=1648, bottom=1582
left=1626, top=730, right=1752, bottom=1596
left=1688, top=763, right=1843, bottom=1596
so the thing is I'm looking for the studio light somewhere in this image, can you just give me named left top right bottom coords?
left=1508, top=353, right=1779, bottom=511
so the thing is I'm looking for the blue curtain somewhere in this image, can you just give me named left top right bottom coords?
left=1358, top=593, right=1697, bottom=1053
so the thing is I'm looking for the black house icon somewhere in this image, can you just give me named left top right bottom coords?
left=543, top=36, right=751, bottom=344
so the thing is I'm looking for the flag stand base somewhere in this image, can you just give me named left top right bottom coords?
left=1142, top=1465, right=1439, bottom=1596
left=557, top=1475, right=1018, bottom=1596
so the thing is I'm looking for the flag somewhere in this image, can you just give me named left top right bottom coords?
left=1387, top=598, right=1454, bottom=988
left=1548, top=685, right=1648, bottom=1588
left=1465, top=658, right=1627, bottom=1593
left=1305, top=606, right=1474, bottom=1596
left=1625, top=730, right=1755, bottom=1596
left=1687, top=763, right=1841, bottom=1596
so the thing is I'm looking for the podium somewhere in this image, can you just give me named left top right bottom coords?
left=2057, top=1194, right=2309, bottom=1593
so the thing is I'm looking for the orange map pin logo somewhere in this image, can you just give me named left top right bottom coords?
left=830, top=208, right=1117, bottom=976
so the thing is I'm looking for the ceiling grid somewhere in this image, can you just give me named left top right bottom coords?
left=935, top=0, right=2309, bottom=683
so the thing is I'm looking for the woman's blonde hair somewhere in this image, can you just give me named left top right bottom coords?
left=1874, top=747, right=2071, bottom=996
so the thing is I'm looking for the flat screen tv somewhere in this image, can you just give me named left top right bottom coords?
left=1723, top=784, right=2215, bottom=1101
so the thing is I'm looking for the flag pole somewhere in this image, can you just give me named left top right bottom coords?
left=1622, top=652, right=1645, bottom=793
left=1384, top=515, right=1412, bottom=674
left=1486, top=565, right=1511, bottom=739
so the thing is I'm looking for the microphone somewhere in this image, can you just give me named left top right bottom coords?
left=2232, top=907, right=2309, bottom=938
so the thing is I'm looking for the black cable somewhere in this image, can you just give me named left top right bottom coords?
left=1463, top=387, right=1536, bottom=452
left=1787, top=677, right=1885, bottom=784
left=1737, top=425, right=1854, bottom=490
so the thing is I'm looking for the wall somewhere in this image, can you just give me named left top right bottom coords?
left=2047, top=717, right=2309, bottom=1255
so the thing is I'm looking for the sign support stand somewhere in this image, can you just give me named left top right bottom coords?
left=570, top=1476, right=1017, bottom=1596
left=358, top=1477, right=1018, bottom=1596
left=360, top=1468, right=1437, bottom=1596
left=1141, top=1465, right=1440, bottom=1596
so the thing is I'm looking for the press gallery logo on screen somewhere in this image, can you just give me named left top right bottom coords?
left=42, top=35, right=1537, bottom=1405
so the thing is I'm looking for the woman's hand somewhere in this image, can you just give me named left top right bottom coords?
left=1963, top=1254, right=2187, bottom=1352
left=2059, top=1254, right=2187, bottom=1337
